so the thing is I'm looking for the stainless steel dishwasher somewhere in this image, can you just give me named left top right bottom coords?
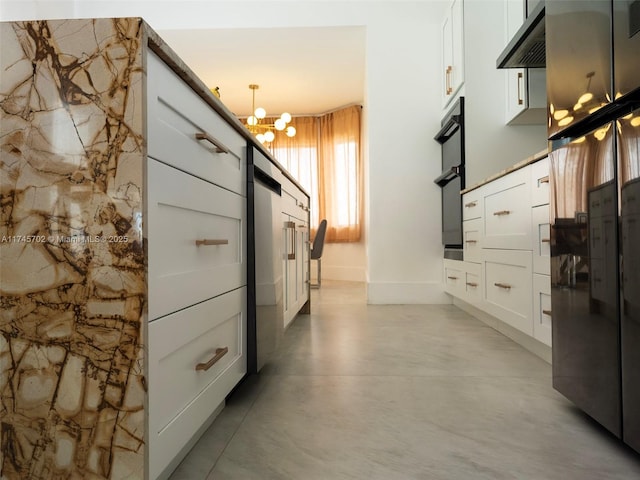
left=249, top=147, right=284, bottom=373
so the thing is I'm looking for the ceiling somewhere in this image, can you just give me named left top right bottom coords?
left=157, top=26, right=367, bottom=118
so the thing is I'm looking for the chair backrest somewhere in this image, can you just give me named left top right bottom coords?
left=311, top=219, right=327, bottom=260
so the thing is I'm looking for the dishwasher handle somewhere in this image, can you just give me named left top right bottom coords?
left=254, top=166, right=282, bottom=196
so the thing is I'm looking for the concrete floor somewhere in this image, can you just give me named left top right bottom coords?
left=169, top=281, right=640, bottom=479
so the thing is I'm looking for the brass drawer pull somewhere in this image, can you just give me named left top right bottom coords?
left=195, top=347, right=229, bottom=372
left=195, top=239, right=229, bottom=246
left=494, top=282, right=512, bottom=290
left=195, top=132, right=230, bottom=154
left=517, top=72, right=524, bottom=105
left=493, top=210, right=511, bottom=216
left=466, top=282, right=478, bottom=287
left=464, top=201, right=477, bottom=208
left=447, top=276, right=459, bottom=280
left=542, top=309, right=552, bottom=316
left=285, top=221, right=296, bottom=260
left=465, top=240, right=477, bottom=244
left=541, top=238, right=551, bottom=243
left=539, top=176, right=550, bottom=184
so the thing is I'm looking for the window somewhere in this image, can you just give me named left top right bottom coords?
left=268, top=105, right=362, bottom=242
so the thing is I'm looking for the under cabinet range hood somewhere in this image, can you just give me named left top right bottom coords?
left=497, top=1, right=545, bottom=69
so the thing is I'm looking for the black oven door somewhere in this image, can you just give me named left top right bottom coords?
left=434, top=97, right=465, bottom=250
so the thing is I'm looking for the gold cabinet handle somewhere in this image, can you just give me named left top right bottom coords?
left=517, top=72, right=524, bottom=105
left=541, top=238, right=551, bottom=243
left=447, top=276, right=459, bottom=280
left=195, top=347, right=229, bottom=372
left=464, top=201, right=477, bottom=208
left=466, top=282, right=478, bottom=287
left=494, top=282, right=512, bottom=290
left=539, top=176, right=550, bottom=184
left=285, top=221, right=296, bottom=260
left=195, top=132, right=230, bottom=154
left=542, top=309, right=552, bottom=316
left=465, top=240, right=477, bottom=244
left=446, top=65, right=453, bottom=95
left=493, top=210, right=511, bottom=216
left=195, top=239, right=229, bottom=246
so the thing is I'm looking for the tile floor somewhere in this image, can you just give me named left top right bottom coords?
left=169, top=281, right=640, bottom=479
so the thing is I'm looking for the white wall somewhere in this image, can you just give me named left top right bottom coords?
left=0, top=0, right=548, bottom=304
left=462, top=0, right=548, bottom=186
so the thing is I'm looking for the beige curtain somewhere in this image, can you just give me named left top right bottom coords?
left=265, top=105, right=362, bottom=243
left=550, top=127, right=614, bottom=220
left=318, top=105, right=362, bottom=242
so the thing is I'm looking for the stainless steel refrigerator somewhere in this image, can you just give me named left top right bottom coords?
left=546, top=0, right=640, bottom=453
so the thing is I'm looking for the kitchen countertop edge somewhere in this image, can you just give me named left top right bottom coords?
left=461, top=148, right=549, bottom=194
left=144, top=20, right=311, bottom=199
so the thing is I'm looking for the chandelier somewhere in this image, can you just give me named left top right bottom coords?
left=245, top=84, right=296, bottom=144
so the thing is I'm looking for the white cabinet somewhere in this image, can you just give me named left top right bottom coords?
left=455, top=156, right=551, bottom=347
left=503, top=0, right=546, bottom=124
left=483, top=249, right=533, bottom=335
left=463, top=217, right=482, bottom=263
left=442, top=0, right=465, bottom=106
left=147, top=50, right=247, bottom=479
left=444, top=259, right=483, bottom=305
left=532, top=204, right=551, bottom=276
left=533, top=273, right=552, bottom=346
left=148, top=288, right=246, bottom=480
left=281, top=176, right=310, bottom=329
left=482, top=167, right=532, bottom=250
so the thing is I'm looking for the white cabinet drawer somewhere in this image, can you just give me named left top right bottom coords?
left=483, top=249, right=533, bottom=335
left=463, top=218, right=482, bottom=263
left=462, top=191, right=482, bottom=221
left=533, top=273, right=552, bottom=347
left=532, top=204, right=551, bottom=275
left=531, top=156, right=550, bottom=207
left=149, top=287, right=246, bottom=480
left=281, top=175, right=309, bottom=221
left=148, top=159, right=246, bottom=319
left=147, top=51, right=246, bottom=196
left=444, top=259, right=465, bottom=297
left=483, top=168, right=532, bottom=250
left=464, top=262, right=482, bottom=302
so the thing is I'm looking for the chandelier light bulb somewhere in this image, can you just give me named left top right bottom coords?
left=553, top=109, right=569, bottom=120
left=594, top=127, right=608, bottom=141
left=247, top=115, right=258, bottom=126
left=264, top=131, right=275, bottom=142
left=577, top=92, right=593, bottom=105
left=274, top=118, right=286, bottom=131
left=286, top=126, right=296, bottom=137
left=256, top=133, right=266, bottom=143
left=558, top=116, right=574, bottom=127
left=255, top=107, right=266, bottom=119
left=281, top=112, right=292, bottom=123
left=631, top=116, right=640, bottom=128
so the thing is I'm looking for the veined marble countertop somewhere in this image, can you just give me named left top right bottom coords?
left=462, top=148, right=549, bottom=194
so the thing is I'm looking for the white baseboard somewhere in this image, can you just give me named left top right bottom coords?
left=314, top=265, right=366, bottom=283
left=367, top=281, right=451, bottom=304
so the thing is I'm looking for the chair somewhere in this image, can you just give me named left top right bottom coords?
left=310, top=219, right=327, bottom=288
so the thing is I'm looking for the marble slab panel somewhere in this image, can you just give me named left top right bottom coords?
left=1, top=18, right=146, bottom=480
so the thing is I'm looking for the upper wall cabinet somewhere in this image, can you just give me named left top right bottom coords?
left=503, top=0, right=546, bottom=124
left=442, top=0, right=465, bottom=107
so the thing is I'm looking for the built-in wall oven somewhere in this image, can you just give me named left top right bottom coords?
left=434, top=97, right=465, bottom=259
